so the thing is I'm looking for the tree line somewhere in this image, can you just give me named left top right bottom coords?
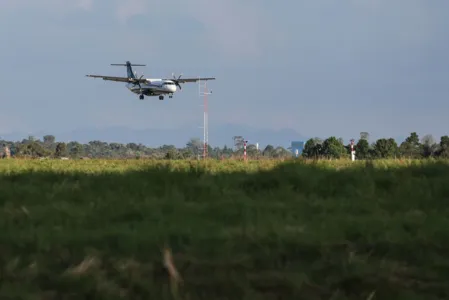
left=0, top=135, right=291, bottom=159
left=1, top=132, right=448, bottom=160
left=302, top=132, right=449, bottom=159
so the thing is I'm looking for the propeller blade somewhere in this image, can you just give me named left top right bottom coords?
left=131, top=75, right=145, bottom=92
left=138, top=75, right=144, bottom=91
left=171, top=73, right=182, bottom=90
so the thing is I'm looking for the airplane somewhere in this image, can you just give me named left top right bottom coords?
left=86, top=61, right=215, bottom=100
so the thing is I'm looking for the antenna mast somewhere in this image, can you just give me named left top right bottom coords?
left=199, top=77, right=212, bottom=159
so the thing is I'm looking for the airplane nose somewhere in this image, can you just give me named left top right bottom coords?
left=171, top=85, right=177, bottom=92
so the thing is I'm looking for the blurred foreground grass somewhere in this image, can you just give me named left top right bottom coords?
left=1, top=158, right=449, bottom=299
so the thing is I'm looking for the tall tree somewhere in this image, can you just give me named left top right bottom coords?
left=55, top=142, right=67, bottom=157
left=421, top=134, right=437, bottom=158
left=355, top=138, right=370, bottom=159
left=374, top=138, right=398, bottom=158
left=43, top=135, right=55, bottom=145
left=271, top=146, right=291, bottom=158
left=437, top=135, right=449, bottom=158
left=302, top=138, right=323, bottom=158
left=246, top=144, right=260, bottom=158
left=186, top=138, right=203, bottom=158
left=399, top=132, right=422, bottom=158
left=262, top=145, right=274, bottom=157
left=321, top=137, right=346, bottom=159
left=69, top=142, right=84, bottom=158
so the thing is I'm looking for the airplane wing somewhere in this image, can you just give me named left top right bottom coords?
left=163, top=77, right=216, bottom=83
left=85, top=75, right=147, bottom=83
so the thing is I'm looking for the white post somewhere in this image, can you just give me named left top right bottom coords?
left=243, top=140, right=247, bottom=161
left=350, top=139, right=356, bottom=161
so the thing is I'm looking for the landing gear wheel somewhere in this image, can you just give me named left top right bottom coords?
left=159, top=95, right=164, bottom=100
left=139, top=94, right=144, bottom=100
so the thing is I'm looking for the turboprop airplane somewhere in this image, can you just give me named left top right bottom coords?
left=86, top=61, right=215, bottom=100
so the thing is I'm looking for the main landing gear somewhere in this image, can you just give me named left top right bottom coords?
left=139, top=94, right=144, bottom=100
left=159, top=95, right=164, bottom=100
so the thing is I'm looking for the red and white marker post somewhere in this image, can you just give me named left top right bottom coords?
left=243, top=140, right=248, bottom=161
left=350, top=139, right=356, bottom=161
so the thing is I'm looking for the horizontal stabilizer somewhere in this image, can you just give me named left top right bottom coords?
left=111, top=63, right=146, bottom=66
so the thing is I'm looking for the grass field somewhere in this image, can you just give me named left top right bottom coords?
left=1, top=158, right=449, bottom=299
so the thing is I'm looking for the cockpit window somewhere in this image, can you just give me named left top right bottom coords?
left=164, top=82, right=174, bottom=85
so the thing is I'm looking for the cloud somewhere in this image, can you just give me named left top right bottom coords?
left=179, top=0, right=274, bottom=58
left=111, top=0, right=281, bottom=59
left=2, top=0, right=94, bottom=13
left=2, top=0, right=278, bottom=59
left=115, top=0, right=148, bottom=23
left=3, top=0, right=447, bottom=68
left=77, top=0, right=94, bottom=11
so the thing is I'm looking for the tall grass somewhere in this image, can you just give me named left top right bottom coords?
left=1, top=158, right=449, bottom=299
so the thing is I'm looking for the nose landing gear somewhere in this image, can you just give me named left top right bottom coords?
left=139, top=94, right=144, bottom=100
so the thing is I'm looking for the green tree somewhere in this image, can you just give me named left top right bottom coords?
left=69, top=142, right=84, bottom=158
left=55, top=142, right=67, bottom=157
left=437, top=135, right=449, bottom=158
left=421, top=134, right=437, bottom=158
left=374, top=138, right=398, bottom=158
left=399, top=132, right=422, bottom=158
left=271, top=146, right=291, bottom=158
left=186, top=138, right=203, bottom=158
left=321, top=136, right=346, bottom=159
left=43, top=135, right=55, bottom=145
left=165, top=148, right=181, bottom=160
left=355, top=138, right=370, bottom=159
left=302, top=138, right=323, bottom=158
left=246, top=144, right=260, bottom=158
left=221, top=145, right=233, bottom=158
left=179, top=148, right=194, bottom=159
left=126, top=143, right=138, bottom=151
left=262, top=145, right=274, bottom=157
left=16, top=142, right=50, bottom=158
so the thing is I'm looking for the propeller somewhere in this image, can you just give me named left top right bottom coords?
left=171, top=73, right=183, bottom=90
left=131, top=75, right=145, bottom=93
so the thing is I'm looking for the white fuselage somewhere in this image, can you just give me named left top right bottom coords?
left=126, top=79, right=177, bottom=96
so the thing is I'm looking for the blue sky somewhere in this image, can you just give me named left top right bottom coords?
left=1, top=0, right=449, bottom=144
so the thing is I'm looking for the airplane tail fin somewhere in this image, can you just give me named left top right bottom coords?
left=111, top=61, right=146, bottom=79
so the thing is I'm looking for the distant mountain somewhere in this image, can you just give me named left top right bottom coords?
left=0, top=123, right=309, bottom=149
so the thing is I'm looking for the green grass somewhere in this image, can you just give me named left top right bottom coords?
left=1, top=158, right=449, bottom=299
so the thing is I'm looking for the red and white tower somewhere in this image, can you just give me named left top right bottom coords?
left=350, top=139, right=356, bottom=161
left=243, top=140, right=248, bottom=161
left=199, top=78, right=212, bottom=159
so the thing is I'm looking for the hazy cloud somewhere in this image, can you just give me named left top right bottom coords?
left=2, top=0, right=283, bottom=60
left=115, top=0, right=148, bottom=22
left=2, top=0, right=94, bottom=13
